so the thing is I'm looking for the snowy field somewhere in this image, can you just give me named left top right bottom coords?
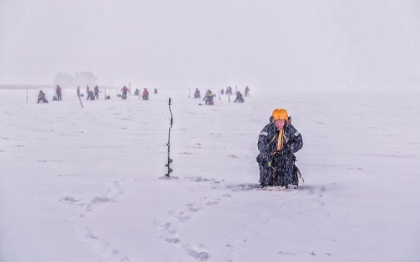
left=1, top=88, right=419, bottom=262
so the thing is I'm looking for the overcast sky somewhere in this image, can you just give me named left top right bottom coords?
left=1, top=0, right=419, bottom=90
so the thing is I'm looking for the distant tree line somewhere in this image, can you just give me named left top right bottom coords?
left=53, top=72, right=98, bottom=88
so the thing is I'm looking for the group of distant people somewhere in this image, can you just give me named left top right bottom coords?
left=83, top=85, right=100, bottom=100
left=37, top=85, right=62, bottom=103
left=193, top=86, right=250, bottom=105
left=37, top=85, right=158, bottom=103
left=39, top=85, right=249, bottom=104
left=133, top=88, right=155, bottom=100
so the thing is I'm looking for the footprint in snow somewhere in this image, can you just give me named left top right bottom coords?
left=59, top=196, right=81, bottom=203
left=279, top=251, right=296, bottom=255
left=80, top=228, right=130, bottom=262
left=158, top=196, right=224, bottom=260
left=186, top=247, right=210, bottom=262
left=91, top=196, right=113, bottom=204
left=206, top=199, right=220, bottom=206
left=62, top=178, right=126, bottom=218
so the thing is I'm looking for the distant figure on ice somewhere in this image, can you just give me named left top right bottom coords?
left=87, top=90, right=95, bottom=100
left=55, top=85, right=62, bottom=101
left=245, top=86, right=250, bottom=97
left=86, top=86, right=90, bottom=97
left=257, top=108, right=303, bottom=188
left=94, top=86, right=99, bottom=100
left=37, top=90, right=48, bottom=103
left=203, top=90, right=214, bottom=105
left=121, top=86, right=130, bottom=99
left=194, top=88, right=201, bottom=98
left=234, top=91, right=244, bottom=103
left=226, top=86, right=233, bottom=95
left=134, top=88, right=140, bottom=96
left=142, top=88, right=149, bottom=100
left=220, top=88, right=224, bottom=95
left=77, top=86, right=80, bottom=97
left=154, top=88, right=158, bottom=94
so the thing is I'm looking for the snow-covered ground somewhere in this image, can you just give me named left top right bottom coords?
left=1, top=88, right=419, bottom=262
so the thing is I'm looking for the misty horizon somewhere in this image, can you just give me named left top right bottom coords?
left=1, top=0, right=420, bottom=91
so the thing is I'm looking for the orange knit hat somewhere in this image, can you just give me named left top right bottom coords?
left=272, top=108, right=288, bottom=121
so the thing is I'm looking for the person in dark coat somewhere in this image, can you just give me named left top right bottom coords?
left=37, top=90, right=48, bottom=103
left=154, top=88, right=158, bottom=94
left=142, top=88, right=149, bottom=100
left=194, top=88, right=201, bottom=98
left=257, top=108, right=303, bottom=188
left=234, top=91, right=244, bottom=103
left=94, top=86, right=99, bottom=99
left=55, top=85, right=62, bottom=101
left=87, top=90, right=95, bottom=100
left=134, top=89, right=140, bottom=96
left=226, top=86, right=232, bottom=95
left=245, top=86, right=250, bottom=97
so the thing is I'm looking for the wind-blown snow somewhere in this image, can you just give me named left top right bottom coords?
left=0, top=88, right=419, bottom=262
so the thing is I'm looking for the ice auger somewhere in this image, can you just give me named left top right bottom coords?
left=165, top=98, right=173, bottom=176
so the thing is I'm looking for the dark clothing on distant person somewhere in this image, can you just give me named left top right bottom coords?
left=194, top=88, right=201, bottom=98
left=226, top=86, right=232, bottom=95
left=87, top=90, right=95, bottom=100
left=245, top=86, right=250, bottom=97
left=234, top=92, right=244, bottom=103
left=37, top=91, right=48, bottom=103
left=94, top=86, right=99, bottom=99
left=56, top=85, right=62, bottom=101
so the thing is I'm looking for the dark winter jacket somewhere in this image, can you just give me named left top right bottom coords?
left=257, top=122, right=303, bottom=164
left=234, top=92, right=243, bottom=103
left=38, top=91, right=45, bottom=99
